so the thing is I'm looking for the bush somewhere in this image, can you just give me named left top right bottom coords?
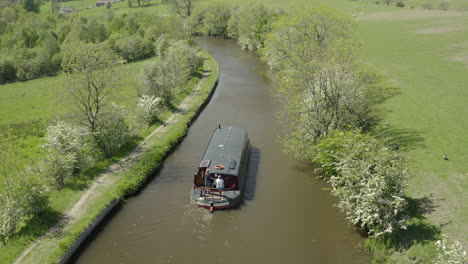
left=435, top=234, right=467, bottom=264
left=440, top=1, right=449, bottom=10
left=0, top=132, right=49, bottom=245
left=396, top=1, right=405, bottom=7
left=315, top=130, right=409, bottom=237
left=43, top=120, right=95, bottom=187
left=227, top=3, right=277, bottom=52
left=140, top=41, right=201, bottom=107
left=112, top=34, right=154, bottom=62
left=106, top=1, right=112, bottom=9
left=0, top=59, right=16, bottom=84
left=95, top=103, right=132, bottom=158
left=137, top=95, right=162, bottom=125
left=422, top=3, right=433, bottom=9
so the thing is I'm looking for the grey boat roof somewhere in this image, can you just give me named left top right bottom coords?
left=200, top=126, right=248, bottom=176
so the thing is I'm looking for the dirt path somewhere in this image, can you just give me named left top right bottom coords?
left=13, top=71, right=211, bottom=264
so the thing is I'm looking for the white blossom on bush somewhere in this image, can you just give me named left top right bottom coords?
left=137, top=94, right=162, bottom=125
left=43, top=120, right=94, bottom=187
left=435, top=234, right=467, bottom=264
left=320, top=131, right=409, bottom=237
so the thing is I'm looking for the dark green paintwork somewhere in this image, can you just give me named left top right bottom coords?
left=200, top=126, right=248, bottom=177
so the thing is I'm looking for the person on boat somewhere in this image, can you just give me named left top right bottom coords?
left=215, top=175, right=224, bottom=190
left=204, top=169, right=213, bottom=188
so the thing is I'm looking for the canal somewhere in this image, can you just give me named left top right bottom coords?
left=71, top=38, right=370, bottom=264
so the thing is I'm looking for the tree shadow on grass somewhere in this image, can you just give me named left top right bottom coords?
left=386, top=196, right=442, bottom=250
left=371, top=126, right=426, bottom=151
left=15, top=206, right=63, bottom=240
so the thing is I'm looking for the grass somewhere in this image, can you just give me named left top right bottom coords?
left=0, top=51, right=218, bottom=264
left=0, top=59, right=147, bottom=169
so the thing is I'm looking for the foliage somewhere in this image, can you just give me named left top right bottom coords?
left=61, top=43, right=123, bottom=131
left=0, top=132, right=49, bottom=245
left=110, top=33, right=154, bottom=62
left=263, top=5, right=390, bottom=159
left=140, top=40, right=201, bottom=106
left=190, top=2, right=232, bottom=38
left=396, top=1, right=405, bottom=7
left=170, top=0, right=194, bottom=17
left=21, top=0, right=41, bottom=13
left=435, top=235, right=467, bottom=264
left=43, top=120, right=95, bottom=188
left=227, top=3, right=278, bottom=52
left=136, top=95, right=162, bottom=125
left=94, top=103, right=132, bottom=158
left=316, top=130, right=409, bottom=237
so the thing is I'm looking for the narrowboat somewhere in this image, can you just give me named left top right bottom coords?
left=191, top=125, right=250, bottom=211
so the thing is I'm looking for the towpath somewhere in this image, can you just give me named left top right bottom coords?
left=13, top=68, right=212, bottom=264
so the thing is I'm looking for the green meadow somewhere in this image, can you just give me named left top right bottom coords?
left=0, top=59, right=146, bottom=169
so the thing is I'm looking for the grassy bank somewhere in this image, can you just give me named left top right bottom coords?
left=0, top=51, right=218, bottom=264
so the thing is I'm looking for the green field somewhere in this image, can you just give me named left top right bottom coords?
left=0, top=59, right=146, bottom=169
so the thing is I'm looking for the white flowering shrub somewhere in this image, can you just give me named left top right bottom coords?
left=317, top=130, right=409, bottom=237
left=0, top=133, right=49, bottom=244
left=435, top=234, right=467, bottom=264
left=43, top=120, right=94, bottom=187
left=137, top=95, right=162, bottom=125
left=95, top=103, right=132, bottom=157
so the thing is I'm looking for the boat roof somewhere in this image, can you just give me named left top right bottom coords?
left=200, top=126, right=248, bottom=177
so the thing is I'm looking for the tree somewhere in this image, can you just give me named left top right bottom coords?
left=227, top=3, right=277, bottom=52
left=140, top=41, right=200, bottom=106
left=191, top=2, right=232, bottom=37
left=263, top=5, right=390, bottom=159
left=21, top=0, right=40, bottom=13
left=94, top=103, right=132, bottom=157
left=170, top=0, right=194, bottom=17
left=43, top=120, right=94, bottom=187
left=61, top=43, right=123, bottom=132
left=315, top=130, right=409, bottom=236
left=0, top=131, right=48, bottom=245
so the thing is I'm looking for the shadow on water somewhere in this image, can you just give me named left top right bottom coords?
left=294, top=160, right=320, bottom=177
left=243, top=147, right=260, bottom=201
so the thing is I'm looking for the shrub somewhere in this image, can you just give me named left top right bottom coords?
left=435, top=234, right=467, bottom=264
left=422, top=3, right=433, bottom=9
left=0, top=59, right=16, bottom=84
left=227, top=3, right=277, bottom=52
left=316, top=130, right=409, bottom=237
left=95, top=103, right=132, bottom=158
left=440, top=1, right=449, bottom=10
left=43, top=120, right=94, bottom=187
left=0, top=132, right=49, bottom=245
left=396, top=1, right=405, bottom=7
left=137, top=95, right=162, bottom=125
left=106, top=1, right=112, bottom=9
left=140, top=41, right=201, bottom=107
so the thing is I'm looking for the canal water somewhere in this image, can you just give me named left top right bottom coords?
left=72, top=38, right=370, bottom=264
